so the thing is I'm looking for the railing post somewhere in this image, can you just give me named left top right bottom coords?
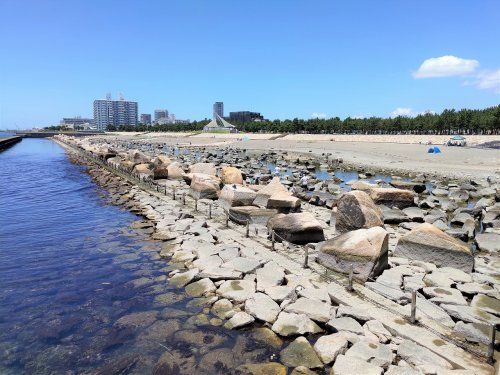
left=194, top=199, right=198, bottom=211
left=303, top=247, right=309, bottom=268
left=208, top=202, right=212, bottom=219
left=226, top=212, right=229, bottom=227
left=271, top=231, right=275, bottom=250
left=487, top=324, right=496, bottom=365
left=347, top=265, right=354, bottom=292
left=410, top=291, right=417, bottom=324
left=165, top=185, right=167, bottom=195
left=245, top=221, right=250, bottom=237
left=182, top=192, right=186, bottom=205
left=172, top=186, right=176, bottom=200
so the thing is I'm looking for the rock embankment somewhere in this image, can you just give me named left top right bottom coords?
left=54, top=134, right=498, bottom=375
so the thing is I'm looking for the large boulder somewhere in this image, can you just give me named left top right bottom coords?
left=189, top=162, right=216, bottom=176
left=317, top=227, right=388, bottom=282
left=155, top=154, right=172, bottom=166
left=189, top=173, right=221, bottom=200
left=133, top=163, right=152, bottom=177
left=219, top=185, right=256, bottom=210
left=128, top=149, right=150, bottom=165
left=253, top=177, right=289, bottom=208
left=336, top=191, right=383, bottom=233
left=266, top=191, right=301, bottom=213
left=369, top=188, right=416, bottom=209
left=229, top=206, right=278, bottom=225
left=268, top=212, right=325, bottom=244
left=220, top=166, right=243, bottom=185
left=166, top=162, right=184, bottom=180
left=153, top=164, right=170, bottom=179
left=393, top=223, right=474, bottom=272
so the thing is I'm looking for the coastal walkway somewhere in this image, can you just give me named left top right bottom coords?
left=54, top=138, right=497, bottom=375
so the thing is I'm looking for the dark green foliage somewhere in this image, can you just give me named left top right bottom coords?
left=107, top=106, right=500, bottom=134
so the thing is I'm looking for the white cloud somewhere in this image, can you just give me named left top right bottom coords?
left=390, top=108, right=435, bottom=118
left=390, top=107, right=414, bottom=117
left=413, top=55, right=479, bottom=78
left=472, top=69, right=500, bottom=93
left=311, top=112, right=327, bottom=119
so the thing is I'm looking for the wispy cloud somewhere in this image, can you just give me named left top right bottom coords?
left=390, top=108, right=435, bottom=118
left=311, top=112, right=327, bottom=119
left=413, top=55, right=479, bottom=78
left=470, top=69, right=500, bottom=93
left=390, top=107, right=414, bottom=117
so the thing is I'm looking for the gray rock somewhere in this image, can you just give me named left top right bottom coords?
left=222, top=257, right=262, bottom=274
left=268, top=212, right=325, bottom=245
left=422, top=287, right=467, bottom=305
left=224, top=311, right=255, bottom=329
left=185, top=278, right=216, bottom=297
left=332, top=354, right=383, bottom=375
left=198, top=267, right=243, bottom=280
left=317, top=227, right=388, bottom=282
left=217, top=280, right=256, bottom=302
left=470, top=294, right=500, bottom=315
left=345, top=340, right=393, bottom=368
left=393, top=223, right=473, bottom=273
left=313, top=333, right=348, bottom=364
left=280, top=336, right=323, bottom=369
left=336, top=190, right=383, bottom=232
left=271, top=312, right=322, bottom=336
left=397, top=339, right=453, bottom=369
left=326, top=317, right=364, bottom=335
left=284, top=297, right=333, bottom=323
left=365, top=281, right=411, bottom=304
left=475, top=233, right=500, bottom=253
left=245, top=292, right=281, bottom=323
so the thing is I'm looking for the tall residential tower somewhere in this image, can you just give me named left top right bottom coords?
left=213, top=102, right=224, bottom=119
left=93, top=94, right=138, bottom=130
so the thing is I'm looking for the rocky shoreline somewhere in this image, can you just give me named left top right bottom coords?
left=54, top=135, right=498, bottom=375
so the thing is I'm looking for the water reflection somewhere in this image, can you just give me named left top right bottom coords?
left=0, top=139, right=281, bottom=374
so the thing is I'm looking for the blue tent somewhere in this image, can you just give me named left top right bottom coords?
left=428, top=147, right=434, bottom=153
left=433, top=146, right=441, bottom=153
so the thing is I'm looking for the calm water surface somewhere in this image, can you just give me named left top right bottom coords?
left=0, top=139, right=279, bottom=374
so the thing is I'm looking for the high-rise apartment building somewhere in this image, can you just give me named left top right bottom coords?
left=93, top=95, right=138, bottom=130
left=154, top=109, right=169, bottom=122
left=140, top=114, right=152, bottom=124
left=213, top=102, right=224, bottom=118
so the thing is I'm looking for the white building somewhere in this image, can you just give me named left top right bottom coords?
left=93, top=94, right=138, bottom=130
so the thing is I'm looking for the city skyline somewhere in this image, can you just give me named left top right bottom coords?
left=1, top=1, right=499, bottom=128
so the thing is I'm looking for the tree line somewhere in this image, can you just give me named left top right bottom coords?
left=108, top=105, right=500, bottom=134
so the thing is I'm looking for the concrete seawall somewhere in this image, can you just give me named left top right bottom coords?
left=0, top=136, right=22, bottom=151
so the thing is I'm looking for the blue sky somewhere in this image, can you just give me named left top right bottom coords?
left=0, top=0, right=499, bottom=128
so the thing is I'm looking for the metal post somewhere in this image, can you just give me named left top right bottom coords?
left=226, top=212, right=229, bottom=227
left=245, top=221, right=250, bottom=237
left=208, top=203, right=212, bottom=219
left=271, top=231, right=275, bottom=250
left=303, top=247, right=309, bottom=268
left=182, top=192, right=186, bottom=205
left=347, top=265, right=354, bottom=292
left=410, top=291, right=417, bottom=324
left=194, top=199, right=198, bottom=211
left=165, top=185, right=167, bottom=195
left=172, top=187, right=176, bottom=200
left=487, top=325, right=496, bottom=365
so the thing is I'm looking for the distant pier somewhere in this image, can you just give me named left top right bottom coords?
left=0, top=136, right=22, bottom=151
left=16, top=131, right=104, bottom=138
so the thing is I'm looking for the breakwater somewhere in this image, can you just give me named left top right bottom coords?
left=0, top=136, right=22, bottom=151
left=53, top=134, right=499, bottom=374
